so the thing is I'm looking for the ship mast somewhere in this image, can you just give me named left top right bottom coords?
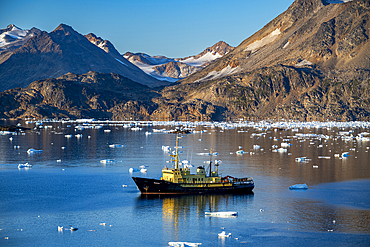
left=170, top=135, right=180, bottom=169
left=209, top=149, right=212, bottom=177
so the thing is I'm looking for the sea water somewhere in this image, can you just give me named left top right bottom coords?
left=0, top=120, right=369, bottom=246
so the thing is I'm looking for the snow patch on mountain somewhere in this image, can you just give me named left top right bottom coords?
left=196, top=65, right=241, bottom=82
left=245, top=28, right=281, bottom=52
left=129, top=61, right=178, bottom=82
left=326, top=0, right=353, bottom=3
left=295, top=59, right=313, bottom=67
left=0, top=25, right=28, bottom=48
left=180, top=52, right=222, bottom=67
left=115, top=58, right=128, bottom=66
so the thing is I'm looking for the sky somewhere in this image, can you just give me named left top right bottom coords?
left=0, top=0, right=294, bottom=58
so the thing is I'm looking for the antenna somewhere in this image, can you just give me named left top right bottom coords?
left=209, top=149, right=212, bottom=177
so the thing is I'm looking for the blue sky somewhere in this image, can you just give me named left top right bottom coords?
left=0, top=0, right=294, bottom=58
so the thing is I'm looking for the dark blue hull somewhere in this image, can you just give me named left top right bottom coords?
left=132, top=177, right=254, bottom=194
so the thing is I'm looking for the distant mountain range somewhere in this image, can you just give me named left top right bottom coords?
left=0, top=24, right=163, bottom=91
left=124, top=41, right=234, bottom=82
left=0, top=0, right=369, bottom=121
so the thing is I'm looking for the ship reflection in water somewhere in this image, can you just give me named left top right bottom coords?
left=137, top=193, right=254, bottom=239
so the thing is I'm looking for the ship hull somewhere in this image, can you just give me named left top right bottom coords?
left=132, top=177, right=254, bottom=194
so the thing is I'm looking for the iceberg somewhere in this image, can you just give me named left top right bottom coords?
left=253, top=145, right=261, bottom=149
left=100, top=159, right=115, bottom=164
left=109, top=144, right=125, bottom=148
left=129, top=168, right=140, bottom=173
left=168, top=242, right=202, bottom=247
left=27, top=148, right=43, bottom=154
left=295, top=157, right=307, bottom=162
left=205, top=211, right=238, bottom=217
left=18, top=163, right=32, bottom=169
left=218, top=231, right=232, bottom=238
left=281, top=142, right=292, bottom=147
left=289, top=184, right=308, bottom=190
left=341, top=152, right=350, bottom=158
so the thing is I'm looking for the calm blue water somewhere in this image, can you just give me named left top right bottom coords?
left=0, top=121, right=370, bottom=246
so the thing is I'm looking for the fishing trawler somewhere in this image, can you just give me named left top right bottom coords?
left=132, top=136, right=254, bottom=194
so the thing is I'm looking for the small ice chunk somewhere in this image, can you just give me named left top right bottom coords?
left=253, top=145, right=261, bottom=149
left=27, top=148, right=43, bottom=154
left=129, top=168, right=139, bottom=172
left=218, top=231, right=232, bottom=238
left=295, top=157, right=306, bottom=162
left=289, top=184, right=308, bottom=190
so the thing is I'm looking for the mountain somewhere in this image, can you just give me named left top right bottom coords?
left=155, top=0, right=370, bottom=121
left=0, top=24, right=41, bottom=53
left=0, top=71, right=158, bottom=119
left=181, top=0, right=370, bottom=84
left=123, top=41, right=234, bottom=82
left=1, top=0, right=369, bottom=121
left=0, top=24, right=164, bottom=92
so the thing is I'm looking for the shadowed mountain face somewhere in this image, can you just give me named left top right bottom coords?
left=0, top=71, right=159, bottom=120
left=0, top=24, right=164, bottom=92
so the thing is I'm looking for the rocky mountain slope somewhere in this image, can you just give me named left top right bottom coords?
left=0, top=71, right=158, bottom=120
left=0, top=24, right=164, bottom=92
left=157, top=0, right=370, bottom=121
left=0, top=0, right=369, bottom=121
left=123, top=41, right=234, bottom=82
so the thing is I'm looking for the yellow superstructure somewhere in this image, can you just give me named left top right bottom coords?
left=161, top=136, right=222, bottom=185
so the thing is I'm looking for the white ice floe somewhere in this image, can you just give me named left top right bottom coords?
left=276, top=148, right=288, bottom=153
left=318, top=156, right=331, bottom=159
left=218, top=231, right=232, bottom=238
left=295, top=157, right=307, bottom=162
left=245, top=28, right=281, bottom=52
left=289, top=184, right=308, bottom=190
left=341, top=152, right=350, bottom=158
left=27, top=148, right=43, bottom=154
left=162, top=145, right=171, bottom=152
left=205, top=211, right=238, bottom=217
left=280, top=142, right=292, bottom=148
left=100, top=159, right=115, bottom=163
left=18, top=163, right=32, bottom=169
left=168, top=242, right=202, bottom=247
left=109, top=144, right=125, bottom=148
left=253, top=145, right=261, bottom=150
left=129, top=167, right=140, bottom=173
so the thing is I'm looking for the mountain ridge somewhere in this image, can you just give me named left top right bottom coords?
left=123, top=41, right=234, bottom=82
left=0, top=23, right=164, bottom=92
